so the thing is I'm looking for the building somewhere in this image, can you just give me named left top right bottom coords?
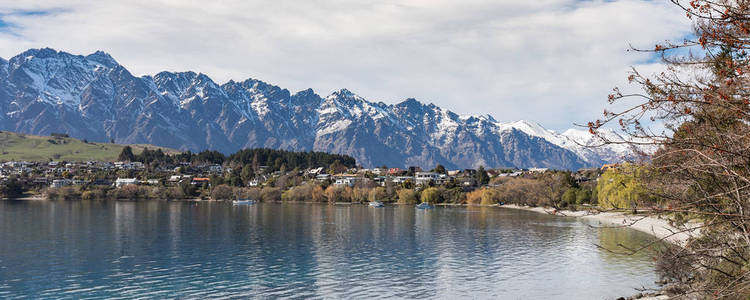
left=51, top=179, right=72, bottom=188
left=115, top=178, right=138, bottom=187
left=191, top=177, right=210, bottom=185
left=415, top=172, right=440, bottom=185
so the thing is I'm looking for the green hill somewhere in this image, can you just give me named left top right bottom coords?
left=0, top=131, right=180, bottom=162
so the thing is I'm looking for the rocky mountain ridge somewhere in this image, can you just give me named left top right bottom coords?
left=0, top=48, right=637, bottom=169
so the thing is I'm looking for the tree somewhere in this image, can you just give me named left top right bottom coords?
left=475, top=166, right=490, bottom=186
left=561, top=188, right=576, bottom=207
left=118, top=146, right=135, bottom=162
left=0, top=176, right=25, bottom=198
left=592, top=1, right=750, bottom=296
left=433, top=164, right=446, bottom=175
left=397, top=189, right=418, bottom=204
left=420, top=187, right=440, bottom=204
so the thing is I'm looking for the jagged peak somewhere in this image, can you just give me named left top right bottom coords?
left=328, top=88, right=359, bottom=99
left=154, top=70, right=197, bottom=79
left=17, top=47, right=58, bottom=59
left=292, top=88, right=319, bottom=99
left=85, top=50, right=118, bottom=67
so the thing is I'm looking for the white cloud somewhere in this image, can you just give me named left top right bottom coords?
left=0, top=0, right=691, bottom=131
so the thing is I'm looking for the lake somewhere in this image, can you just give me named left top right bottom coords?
left=0, top=201, right=662, bottom=299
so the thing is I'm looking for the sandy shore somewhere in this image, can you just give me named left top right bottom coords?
left=499, top=204, right=700, bottom=246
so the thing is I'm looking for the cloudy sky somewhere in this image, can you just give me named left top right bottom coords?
left=0, top=0, right=690, bottom=131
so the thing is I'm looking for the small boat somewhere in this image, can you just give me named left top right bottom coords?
left=369, top=201, right=384, bottom=207
left=416, top=202, right=434, bottom=209
left=232, top=199, right=257, bottom=205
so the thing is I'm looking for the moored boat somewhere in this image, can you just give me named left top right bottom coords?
left=416, top=202, right=434, bottom=209
left=369, top=201, right=384, bottom=207
left=233, top=199, right=257, bottom=205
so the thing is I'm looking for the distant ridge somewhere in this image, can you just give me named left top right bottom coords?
left=0, top=48, right=637, bottom=169
left=0, top=131, right=177, bottom=162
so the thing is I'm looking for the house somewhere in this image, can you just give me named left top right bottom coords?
left=387, top=168, right=402, bottom=175
left=601, top=163, right=619, bottom=171
left=391, top=176, right=413, bottom=184
left=334, top=176, right=359, bottom=187
left=529, top=168, right=549, bottom=173
left=308, top=167, right=324, bottom=175
left=315, top=174, right=331, bottom=181
left=248, top=175, right=268, bottom=187
left=191, top=177, right=210, bottom=185
left=51, top=179, right=72, bottom=188
left=115, top=178, right=138, bottom=187
left=415, top=172, right=440, bottom=185
left=498, top=171, right=524, bottom=178
left=208, top=164, right=224, bottom=174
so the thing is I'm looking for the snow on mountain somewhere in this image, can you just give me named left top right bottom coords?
left=0, top=48, right=643, bottom=169
left=496, top=120, right=640, bottom=164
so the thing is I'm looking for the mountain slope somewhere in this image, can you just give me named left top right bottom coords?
left=0, top=48, right=637, bottom=169
left=0, top=131, right=177, bottom=162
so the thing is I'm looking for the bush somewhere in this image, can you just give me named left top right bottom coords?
left=260, top=187, right=281, bottom=202
left=397, top=189, right=418, bottom=204
left=311, top=185, right=325, bottom=202
left=349, top=187, right=369, bottom=203
left=420, top=187, right=440, bottom=204
left=211, top=184, right=234, bottom=200
left=561, top=188, right=577, bottom=207
left=282, top=184, right=315, bottom=202
left=324, top=186, right=345, bottom=203
left=440, top=187, right=465, bottom=204
left=368, top=187, right=386, bottom=202
left=466, top=188, right=501, bottom=205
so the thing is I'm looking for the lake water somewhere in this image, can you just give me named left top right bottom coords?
left=0, top=201, right=662, bottom=299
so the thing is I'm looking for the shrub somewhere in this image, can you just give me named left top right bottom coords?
left=310, top=185, right=325, bottom=202
left=397, top=189, right=418, bottom=204
left=368, top=187, right=386, bottom=202
left=282, top=184, right=314, bottom=202
left=324, top=186, right=345, bottom=203
left=211, top=184, right=234, bottom=200
left=260, top=187, right=281, bottom=202
left=440, top=187, right=465, bottom=204
left=420, top=187, right=440, bottom=204
left=466, top=188, right=501, bottom=205
left=350, top=187, right=369, bottom=203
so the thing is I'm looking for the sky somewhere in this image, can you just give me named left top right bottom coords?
left=0, top=0, right=691, bottom=132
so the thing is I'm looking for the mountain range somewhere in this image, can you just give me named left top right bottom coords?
left=0, top=48, right=636, bottom=169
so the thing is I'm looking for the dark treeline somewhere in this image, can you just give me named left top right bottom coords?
left=228, top=148, right=356, bottom=171
left=120, top=146, right=356, bottom=172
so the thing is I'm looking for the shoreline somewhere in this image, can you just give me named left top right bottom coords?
left=498, top=204, right=700, bottom=246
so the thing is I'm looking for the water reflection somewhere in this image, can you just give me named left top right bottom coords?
left=0, top=201, right=662, bottom=299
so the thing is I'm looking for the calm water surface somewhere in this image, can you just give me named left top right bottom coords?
left=0, top=201, right=663, bottom=299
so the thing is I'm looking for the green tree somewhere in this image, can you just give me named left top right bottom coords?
left=420, top=187, right=440, bottom=204
left=0, top=176, right=25, bottom=198
left=433, top=164, right=446, bottom=175
left=397, top=189, right=418, bottom=204
left=561, top=188, right=577, bottom=206
left=595, top=164, right=651, bottom=211
left=118, top=146, right=135, bottom=162
left=575, top=188, right=591, bottom=205
left=475, top=166, right=490, bottom=186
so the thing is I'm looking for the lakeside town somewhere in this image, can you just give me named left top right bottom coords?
left=0, top=146, right=613, bottom=208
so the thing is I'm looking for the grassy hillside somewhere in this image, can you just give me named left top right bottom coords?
left=0, top=131, right=179, bottom=162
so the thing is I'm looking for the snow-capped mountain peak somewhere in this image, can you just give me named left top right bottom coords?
left=0, top=48, right=642, bottom=169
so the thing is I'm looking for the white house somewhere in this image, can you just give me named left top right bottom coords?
left=415, top=172, right=440, bottom=185
left=115, top=178, right=138, bottom=187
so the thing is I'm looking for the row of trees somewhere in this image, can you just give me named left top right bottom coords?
left=117, top=146, right=357, bottom=175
